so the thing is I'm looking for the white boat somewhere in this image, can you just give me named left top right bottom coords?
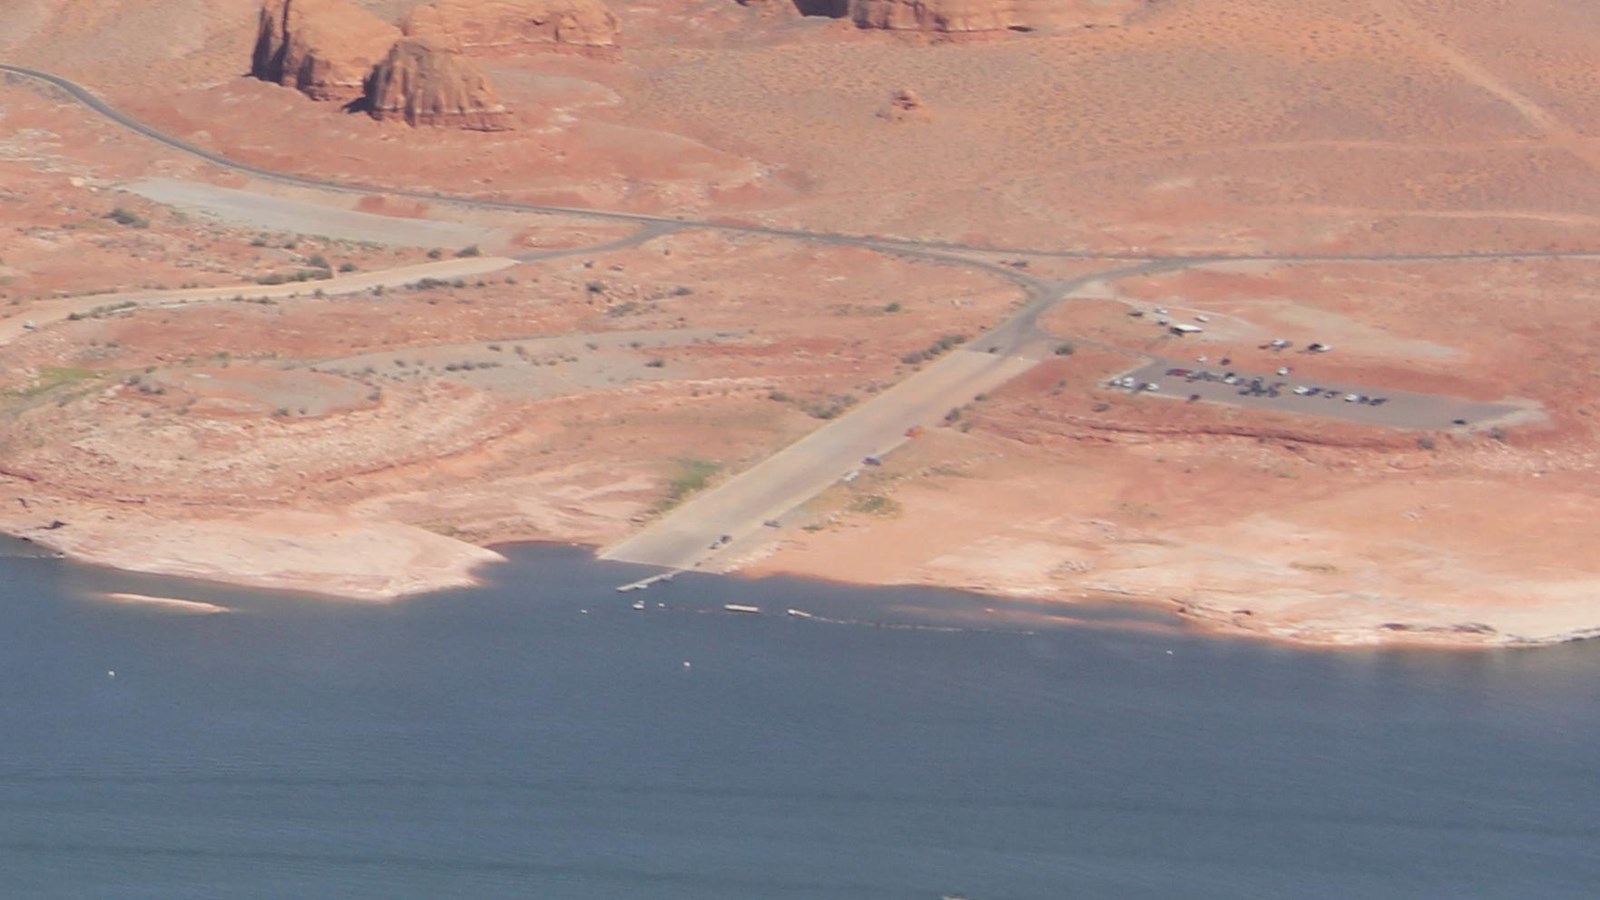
left=786, top=609, right=814, bottom=619
left=722, top=604, right=761, bottom=614
left=631, top=600, right=646, bottom=610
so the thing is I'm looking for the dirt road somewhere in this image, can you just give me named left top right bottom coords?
left=0, top=256, right=518, bottom=347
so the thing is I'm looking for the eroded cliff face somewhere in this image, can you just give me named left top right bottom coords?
left=252, top=0, right=401, bottom=101
left=365, top=36, right=515, bottom=130
left=400, top=0, right=621, bottom=51
left=848, top=0, right=1137, bottom=34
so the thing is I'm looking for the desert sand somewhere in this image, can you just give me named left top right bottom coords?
left=3, top=0, right=1599, bottom=646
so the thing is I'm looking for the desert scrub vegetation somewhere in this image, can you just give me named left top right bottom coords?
left=256, top=268, right=332, bottom=286
left=656, top=457, right=722, bottom=512
left=849, top=494, right=901, bottom=517
left=104, top=207, right=149, bottom=229
left=65, top=300, right=137, bottom=321
left=11, top=367, right=103, bottom=400
left=899, top=333, right=968, bottom=365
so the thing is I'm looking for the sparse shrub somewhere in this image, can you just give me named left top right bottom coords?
left=455, top=245, right=481, bottom=258
left=307, top=254, right=330, bottom=270
left=427, top=248, right=443, bottom=260
left=338, top=262, right=358, bottom=273
left=1054, top=342, right=1075, bottom=356
left=1417, top=435, right=1437, bottom=451
left=105, top=207, right=148, bottom=229
left=645, top=358, right=665, bottom=368
left=884, top=301, right=902, bottom=313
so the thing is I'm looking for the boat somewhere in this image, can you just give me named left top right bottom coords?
left=722, top=604, right=761, bottom=614
left=786, top=608, right=814, bottom=619
left=631, top=600, right=645, bottom=610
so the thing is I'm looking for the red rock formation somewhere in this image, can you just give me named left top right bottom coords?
left=252, top=0, right=401, bottom=102
left=401, top=0, right=621, bottom=52
left=848, top=0, right=1137, bottom=34
left=878, top=87, right=929, bottom=123
left=364, top=37, right=514, bottom=131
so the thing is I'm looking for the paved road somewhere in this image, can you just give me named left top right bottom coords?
left=1117, top=360, right=1528, bottom=431
left=128, top=178, right=498, bottom=247
left=602, top=262, right=1179, bottom=570
left=601, top=344, right=1043, bottom=569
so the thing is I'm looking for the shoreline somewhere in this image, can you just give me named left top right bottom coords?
left=7, top=517, right=1595, bottom=650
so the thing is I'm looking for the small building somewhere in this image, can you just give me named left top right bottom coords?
left=1169, top=323, right=1204, bottom=336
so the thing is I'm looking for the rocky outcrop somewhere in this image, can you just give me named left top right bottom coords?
left=401, top=0, right=621, bottom=52
left=878, top=87, right=929, bottom=123
left=848, top=0, right=1137, bottom=34
left=252, top=0, right=402, bottom=102
left=364, top=37, right=514, bottom=131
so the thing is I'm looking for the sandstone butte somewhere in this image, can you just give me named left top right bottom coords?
left=848, top=0, right=1138, bottom=33
left=401, top=0, right=622, bottom=51
left=365, top=36, right=516, bottom=131
left=251, top=0, right=401, bottom=102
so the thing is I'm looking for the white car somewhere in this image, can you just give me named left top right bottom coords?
left=1277, top=367, right=1290, bottom=376
left=1293, top=386, right=1313, bottom=396
left=1143, top=382, right=1160, bottom=392
left=1344, top=393, right=1360, bottom=402
left=1194, top=314, right=1210, bottom=323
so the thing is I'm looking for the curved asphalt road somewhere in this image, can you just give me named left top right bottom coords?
left=4, top=63, right=1594, bottom=572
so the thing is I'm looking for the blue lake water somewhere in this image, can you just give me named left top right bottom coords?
left=2, top=540, right=1597, bottom=898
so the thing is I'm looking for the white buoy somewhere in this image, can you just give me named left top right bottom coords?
left=580, top=608, right=589, bottom=615
left=682, top=661, right=691, bottom=669
left=107, top=670, right=116, bottom=678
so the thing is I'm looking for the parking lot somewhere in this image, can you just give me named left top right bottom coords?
left=1109, top=358, right=1525, bottom=431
